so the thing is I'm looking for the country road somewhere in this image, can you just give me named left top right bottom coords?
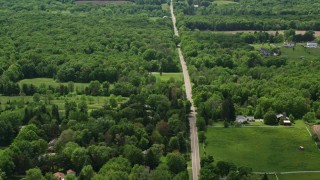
left=170, top=1, right=201, bottom=180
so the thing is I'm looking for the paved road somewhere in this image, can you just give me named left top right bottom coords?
left=170, top=1, right=200, bottom=179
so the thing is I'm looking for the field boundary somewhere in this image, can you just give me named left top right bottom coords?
left=208, top=126, right=295, bottom=128
left=254, top=171, right=320, bottom=174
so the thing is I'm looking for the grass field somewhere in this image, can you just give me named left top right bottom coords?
left=213, top=0, right=238, bottom=5
left=202, top=120, right=320, bottom=172
left=0, top=95, right=127, bottom=112
left=276, top=173, right=320, bottom=180
left=152, top=72, right=183, bottom=82
left=19, top=78, right=90, bottom=91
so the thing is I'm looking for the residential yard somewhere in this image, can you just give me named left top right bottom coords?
left=202, top=120, right=320, bottom=172
left=250, top=43, right=320, bottom=60
left=280, top=44, right=320, bottom=60
left=152, top=72, right=183, bottom=82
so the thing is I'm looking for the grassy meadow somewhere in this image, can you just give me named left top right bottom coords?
left=19, top=78, right=90, bottom=91
left=1, top=77, right=128, bottom=111
left=0, top=94, right=127, bottom=111
left=152, top=72, right=183, bottom=82
left=277, top=173, right=320, bottom=180
left=202, top=121, right=320, bottom=172
left=213, top=0, right=238, bottom=5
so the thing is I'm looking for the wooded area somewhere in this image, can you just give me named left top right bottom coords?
left=1, top=0, right=320, bottom=179
left=175, top=0, right=320, bottom=31
left=0, top=0, right=191, bottom=179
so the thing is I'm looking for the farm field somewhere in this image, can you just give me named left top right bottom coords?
left=202, top=121, right=320, bottom=172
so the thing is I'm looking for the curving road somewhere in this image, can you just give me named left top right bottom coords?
left=170, top=1, right=200, bottom=179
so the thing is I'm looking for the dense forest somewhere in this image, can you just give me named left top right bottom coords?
left=0, top=0, right=193, bottom=179
left=0, top=0, right=182, bottom=96
left=174, top=0, right=320, bottom=31
left=1, top=0, right=320, bottom=179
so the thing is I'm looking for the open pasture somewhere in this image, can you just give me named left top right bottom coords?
left=203, top=121, right=320, bottom=172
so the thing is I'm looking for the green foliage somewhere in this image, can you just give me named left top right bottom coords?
left=145, top=149, right=160, bottom=170
left=79, top=165, right=95, bottom=180
left=178, top=1, right=320, bottom=30
left=221, top=97, right=236, bottom=122
left=149, top=164, right=172, bottom=180
left=0, top=169, right=5, bottom=180
left=263, top=111, right=278, bottom=125
left=99, top=156, right=131, bottom=175
left=25, top=167, right=44, bottom=180
left=166, top=153, right=186, bottom=174
left=129, top=165, right=148, bottom=180
left=123, top=145, right=143, bottom=165
left=0, top=152, right=14, bottom=177
left=196, top=117, right=207, bottom=131
left=198, top=131, right=206, bottom=143
left=303, top=112, right=316, bottom=123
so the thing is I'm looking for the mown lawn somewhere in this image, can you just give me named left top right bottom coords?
left=203, top=121, right=320, bottom=172
left=152, top=72, right=183, bottom=82
left=280, top=44, right=320, bottom=60
left=251, top=43, right=320, bottom=60
left=277, top=173, right=320, bottom=180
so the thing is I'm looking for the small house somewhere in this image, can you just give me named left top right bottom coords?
left=283, top=120, right=291, bottom=126
left=236, top=115, right=247, bottom=124
left=284, top=42, right=295, bottom=48
left=299, top=146, right=305, bottom=151
left=194, top=5, right=199, bottom=8
left=54, top=172, right=65, bottom=180
left=247, top=116, right=255, bottom=122
left=276, top=114, right=284, bottom=119
left=67, top=169, right=76, bottom=176
left=306, top=42, right=318, bottom=48
left=48, top=139, right=57, bottom=147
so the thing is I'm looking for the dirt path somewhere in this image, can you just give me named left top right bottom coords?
left=170, top=1, right=200, bottom=179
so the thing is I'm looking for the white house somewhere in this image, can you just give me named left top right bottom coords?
left=283, top=42, right=295, bottom=48
left=306, top=42, right=318, bottom=48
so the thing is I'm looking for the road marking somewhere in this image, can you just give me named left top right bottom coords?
left=306, top=126, right=312, bottom=136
